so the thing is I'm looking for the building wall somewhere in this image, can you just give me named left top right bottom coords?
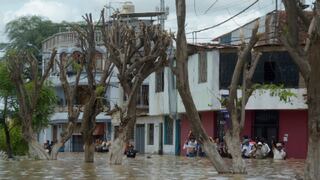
left=149, top=49, right=307, bottom=118
left=136, top=116, right=163, bottom=154
left=241, top=111, right=254, bottom=138
left=149, top=68, right=170, bottom=115
left=279, top=110, right=308, bottom=158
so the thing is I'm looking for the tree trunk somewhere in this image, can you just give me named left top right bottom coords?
left=84, top=137, right=95, bottom=163
left=22, top=118, right=49, bottom=160
left=177, top=84, right=230, bottom=173
left=1, top=97, right=13, bottom=158
left=109, top=92, right=137, bottom=165
left=225, top=99, right=247, bottom=174
left=50, top=121, right=76, bottom=160
left=304, top=42, right=320, bottom=180
left=82, top=119, right=96, bottom=163
left=225, top=129, right=246, bottom=174
left=108, top=132, right=127, bottom=164
left=3, top=122, right=13, bottom=158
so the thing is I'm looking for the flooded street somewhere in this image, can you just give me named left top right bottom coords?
left=0, top=153, right=304, bottom=179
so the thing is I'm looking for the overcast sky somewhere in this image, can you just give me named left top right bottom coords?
left=0, top=0, right=314, bottom=43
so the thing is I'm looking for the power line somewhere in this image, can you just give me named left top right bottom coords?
left=187, top=0, right=259, bottom=34
left=203, top=0, right=219, bottom=15
left=193, top=0, right=199, bottom=16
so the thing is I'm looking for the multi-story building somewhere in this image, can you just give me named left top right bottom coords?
left=144, top=11, right=308, bottom=158
left=38, top=2, right=164, bottom=152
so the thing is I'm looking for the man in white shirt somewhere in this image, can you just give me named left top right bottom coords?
left=241, top=139, right=253, bottom=158
left=273, top=143, right=286, bottom=160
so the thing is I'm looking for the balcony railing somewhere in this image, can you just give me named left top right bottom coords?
left=42, top=31, right=103, bottom=51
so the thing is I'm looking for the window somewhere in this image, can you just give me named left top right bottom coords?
left=95, top=53, right=103, bottom=71
left=264, top=61, right=276, bottom=83
left=147, top=124, right=154, bottom=145
left=198, top=52, right=207, bottom=83
left=252, top=52, right=299, bottom=87
left=219, top=52, right=238, bottom=89
left=164, top=116, right=173, bottom=145
left=137, top=85, right=149, bottom=107
left=155, top=69, right=164, bottom=92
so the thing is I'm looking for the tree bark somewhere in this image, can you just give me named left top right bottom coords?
left=108, top=133, right=127, bottom=164
left=109, top=94, right=137, bottom=165
left=177, top=85, right=230, bottom=173
left=224, top=118, right=246, bottom=174
left=22, top=122, right=49, bottom=160
left=3, top=121, right=13, bottom=158
left=50, top=121, right=77, bottom=160
left=281, top=1, right=320, bottom=179
left=1, top=96, right=13, bottom=158
left=81, top=95, right=99, bottom=163
left=304, top=41, right=320, bottom=180
left=174, top=0, right=230, bottom=173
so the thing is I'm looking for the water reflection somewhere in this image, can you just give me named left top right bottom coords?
left=0, top=153, right=304, bottom=179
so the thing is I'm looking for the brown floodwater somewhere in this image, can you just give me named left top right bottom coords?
left=0, top=153, right=305, bottom=179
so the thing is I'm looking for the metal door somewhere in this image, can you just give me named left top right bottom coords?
left=135, top=124, right=145, bottom=154
left=72, top=135, right=84, bottom=152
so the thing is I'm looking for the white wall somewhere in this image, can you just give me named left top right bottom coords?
left=149, top=68, right=170, bottom=115
left=38, top=127, right=52, bottom=144
left=149, top=50, right=221, bottom=116
left=136, top=116, right=162, bottom=154
left=149, top=49, right=308, bottom=114
left=135, top=115, right=177, bottom=155
left=177, top=50, right=221, bottom=113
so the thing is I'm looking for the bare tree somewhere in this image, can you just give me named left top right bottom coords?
left=174, top=0, right=230, bottom=173
left=224, top=22, right=261, bottom=173
left=281, top=1, right=320, bottom=179
left=49, top=52, right=84, bottom=160
left=73, top=13, right=113, bottom=162
left=7, top=49, right=56, bottom=160
left=101, top=10, right=172, bottom=164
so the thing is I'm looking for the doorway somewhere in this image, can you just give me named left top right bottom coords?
left=135, top=124, right=145, bottom=154
left=158, top=123, right=163, bottom=155
left=254, top=110, right=279, bottom=145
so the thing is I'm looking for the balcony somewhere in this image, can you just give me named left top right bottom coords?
left=42, top=31, right=103, bottom=51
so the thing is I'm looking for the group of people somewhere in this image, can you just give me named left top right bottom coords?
left=241, top=136, right=286, bottom=160
left=183, top=131, right=286, bottom=160
left=95, top=139, right=111, bottom=152
left=183, top=131, right=205, bottom=157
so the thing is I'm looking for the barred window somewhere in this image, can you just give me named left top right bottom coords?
left=147, top=124, right=154, bottom=145
left=155, top=69, right=164, bottom=92
left=198, top=52, right=207, bottom=83
left=164, top=116, right=173, bottom=145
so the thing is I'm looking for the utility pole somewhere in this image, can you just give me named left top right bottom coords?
left=160, top=0, right=165, bottom=30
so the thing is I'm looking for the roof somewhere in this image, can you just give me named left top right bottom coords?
left=111, top=12, right=165, bottom=18
left=213, top=10, right=313, bottom=46
left=187, top=43, right=237, bottom=55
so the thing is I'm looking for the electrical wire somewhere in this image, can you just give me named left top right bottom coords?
left=187, top=0, right=259, bottom=34
left=203, top=0, right=219, bottom=15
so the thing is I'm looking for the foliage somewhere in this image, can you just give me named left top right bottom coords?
left=253, top=84, right=297, bottom=104
left=0, top=61, right=15, bottom=96
left=0, top=124, right=28, bottom=155
left=25, top=82, right=57, bottom=132
left=95, top=85, right=105, bottom=97
left=216, top=83, right=297, bottom=108
left=5, top=15, right=60, bottom=55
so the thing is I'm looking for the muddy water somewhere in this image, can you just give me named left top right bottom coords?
left=0, top=153, right=304, bottom=179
